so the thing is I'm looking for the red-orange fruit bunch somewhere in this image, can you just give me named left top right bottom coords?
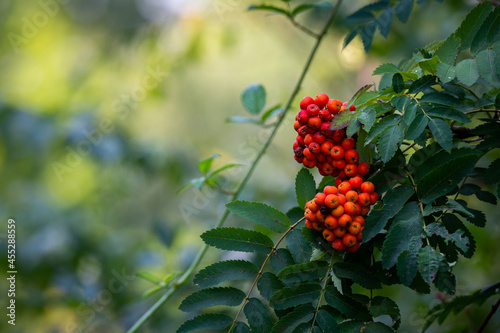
left=304, top=181, right=378, bottom=253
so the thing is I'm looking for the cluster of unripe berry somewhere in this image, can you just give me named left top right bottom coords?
left=295, top=94, right=378, bottom=253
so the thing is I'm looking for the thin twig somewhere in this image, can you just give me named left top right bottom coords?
left=125, top=2, right=343, bottom=331
left=308, top=250, right=336, bottom=333
left=477, top=297, right=500, bottom=333
left=228, top=218, right=305, bottom=332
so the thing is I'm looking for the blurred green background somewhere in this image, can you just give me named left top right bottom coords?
left=1, top=0, right=499, bottom=332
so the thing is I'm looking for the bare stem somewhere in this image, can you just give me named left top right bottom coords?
left=125, top=2, right=343, bottom=331
left=308, top=250, right=336, bottom=333
left=229, top=218, right=305, bottom=332
left=477, top=297, right=500, bottom=333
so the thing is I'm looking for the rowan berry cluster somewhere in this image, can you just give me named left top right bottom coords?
left=295, top=93, right=379, bottom=253
left=293, top=93, right=357, bottom=178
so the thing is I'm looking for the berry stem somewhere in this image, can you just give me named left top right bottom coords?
left=228, top=218, right=305, bottom=332
left=125, top=2, right=343, bottom=332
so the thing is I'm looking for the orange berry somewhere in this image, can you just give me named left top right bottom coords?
left=323, top=228, right=335, bottom=242
left=304, top=209, right=317, bottom=222
left=332, top=238, right=346, bottom=251
left=360, top=181, right=375, bottom=194
left=353, top=216, right=365, bottom=226
left=348, top=222, right=361, bottom=235
left=333, top=227, right=346, bottom=238
left=338, top=214, right=352, bottom=228
left=338, top=181, right=352, bottom=194
left=344, top=163, right=358, bottom=177
left=345, top=190, right=359, bottom=203
left=344, top=201, right=359, bottom=216
left=305, top=219, right=313, bottom=228
left=327, top=99, right=343, bottom=114
left=316, top=211, right=326, bottom=223
left=344, top=149, right=359, bottom=163
left=314, top=192, right=326, bottom=206
left=330, top=145, right=345, bottom=160
left=331, top=205, right=345, bottom=217
left=347, top=242, right=360, bottom=252
left=356, top=231, right=363, bottom=241
left=325, top=215, right=338, bottom=229
left=312, top=222, right=324, bottom=231
left=337, top=193, right=346, bottom=206
left=360, top=206, right=370, bottom=216
left=358, top=162, right=370, bottom=176
left=342, top=233, right=357, bottom=247
left=325, top=194, right=340, bottom=209
left=349, top=176, right=363, bottom=190
left=341, top=138, right=356, bottom=150
left=358, top=192, right=371, bottom=207
left=370, top=192, right=379, bottom=205
left=324, top=185, right=338, bottom=195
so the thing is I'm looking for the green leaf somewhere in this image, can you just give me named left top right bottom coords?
left=343, top=28, right=360, bottom=49
left=456, top=1, right=493, bottom=50
left=442, top=214, right=476, bottom=258
left=377, top=8, right=394, bottom=38
left=317, top=176, right=336, bottom=192
left=417, top=246, right=441, bottom=284
left=291, top=4, right=313, bottom=16
left=261, top=105, right=283, bottom=122
left=226, top=200, right=290, bottom=233
left=409, top=75, right=437, bottom=94
left=373, top=63, right=401, bottom=75
left=193, top=260, right=259, bottom=288
left=425, top=223, right=469, bottom=254
left=369, top=296, right=401, bottom=329
left=278, top=261, right=329, bottom=286
left=179, top=287, right=245, bottom=312
left=434, top=35, right=460, bottom=65
left=361, top=21, right=377, bottom=53
left=377, top=123, right=404, bottom=162
left=476, top=48, right=499, bottom=86
left=434, top=256, right=456, bottom=294
left=361, top=322, right=395, bottom=333
left=233, top=322, right=250, bottom=333
left=422, top=198, right=473, bottom=218
left=436, top=62, right=456, bottom=83
left=177, top=313, right=232, bottom=333
left=358, top=107, right=376, bottom=132
left=295, top=168, right=316, bottom=209
left=456, top=59, right=479, bottom=87
left=245, top=298, right=274, bottom=333
left=414, top=148, right=481, bottom=204
left=241, top=83, right=266, bottom=114
left=270, top=248, right=296, bottom=274
left=287, top=228, right=313, bottom=264
left=403, top=103, right=418, bottom=125
left=248, top=5, right=289, bottom=16
left=270, top=283, right=322, bottom=310
left=395, top=0, right=413, bottom=23
left=365, top=115, right=401, bottom=144
left=198, top=153, right=220, bottom=173
left=316, top=307, right=341, bottom=332
left=406, top=112, right=428, bottom=140
left=142, top=285, right=163, bottom=298
left=324, top=286, right=372, bottom=322
left=338, top=321, right=364, bottom=333
left=382, top=202, right=424, bottom=269
left=392, top=73, right=405, bottom=93
left=363, top=185, right=415, bottom=242
left=270, top=305, right=315, bottom=333
left=396, top=236, right=423, bottom=286
left=426, top=107, right=470, bottom=123
left=329, top=110, right=356, bottom=130
left=471, top=6, right=500, bottom=54
left=332, top=262, right=381, bottom=289
left=137, top=271, right=160, bottom=284
left=287, top=207, right=305, bottom=224
left=201, top=227, right=274, bottom=253
left=225, top=116, right=262, bottom=125
left=419, top=92, right=461, bottom=108
left=428, top=117, right=452, bottom=152
left=485, top=158, right=500, bottom=185
left=210, top=163, right=241, bottom=177
left=258, top=272, right=285, bottom=301
left=346, top=119, right=361, bottom=137
left=415, top=55, right=440, bottom=74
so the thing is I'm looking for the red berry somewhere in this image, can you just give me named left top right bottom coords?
left=344, top=163, right=358, bottom=177
left=360, top=181, right=375, bottom=194
left=308, top=117, right=322, bottom=129
left=300, top=96, right=314, bottom=110
left=313, top=132, right=326, bottom=144
left=314, top=93, right=329, bottom=109
left=341, top=138, right=356, bottom=150
left=303, top=157, right=317, bottom=168
left=344, top=149, right=359, bottom=163
left=307, top=104, right=320, bottom=117
left=370, top=192, right=379, bottom=205
left=330, top=145, right=345, bottom=160
left=332, top=129, right=345, bottom=142
left=348, top=176, right=363, bottom=189
left=297, top=110, right=309, bottom=125
left=349, top=104, right=356, bottom=111
left=309, top=142, right=321, bottom=154
left=357, top=162, right=370, bottom=176
left=327, top=99, right=343, bottom=114
left=319, top=109, right=332, bottom=121
left=338, top=181, right=352, bottom=194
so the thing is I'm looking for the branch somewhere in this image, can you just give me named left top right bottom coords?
left=125, top=1, right=343, bottom=331
left=477, top=297, right=500, bottom=333
left=228, top=218, right=305, bottom=332
left=308, top=250, right=336, bottom=333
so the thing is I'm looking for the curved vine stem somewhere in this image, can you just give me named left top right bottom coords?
left=126, top=2, right=343, bottom=332
left=228, top=218, right=305, bottom=332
